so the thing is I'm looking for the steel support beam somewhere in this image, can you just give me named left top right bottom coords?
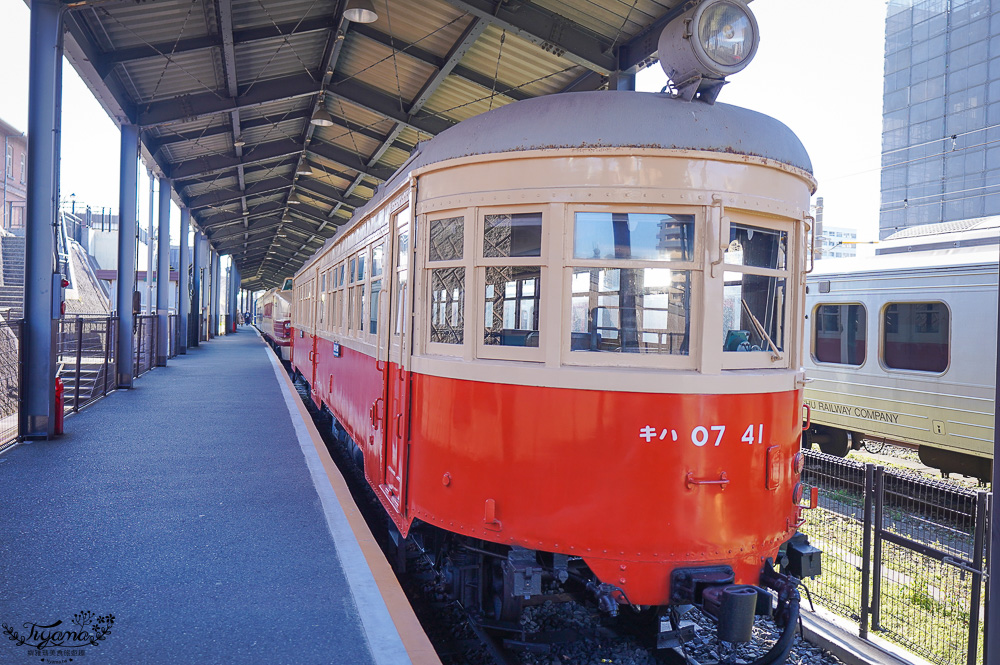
left=178, top=208, right=190, bottom=354
left=145, top=171, right=155, bottom=313
left=191, top=230, right=203, bottom=347
left=437, top=0, right=615, bottom=74
left=24, top=0, right=61, bottom=438
left=211, top=249, right=221, bottom=338
left=116, top=124, right=140, bottom=387
left=155, top=178, right=171, bottom=365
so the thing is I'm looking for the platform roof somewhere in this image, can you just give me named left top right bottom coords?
left=60, top=0, right=689, bottom=288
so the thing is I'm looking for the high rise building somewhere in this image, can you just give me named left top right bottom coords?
left=879, top=0, right=998, bottom=239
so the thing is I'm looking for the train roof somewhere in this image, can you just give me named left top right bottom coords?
left=301, top=91, right=814, bottom=275
left=810, top=247, right=999, bottom=278
left=407, top=90, right=814, bottom=175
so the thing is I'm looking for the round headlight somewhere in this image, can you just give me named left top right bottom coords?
left=699, top=1, right=757, bottom=68
left=658, top=0, right=760, bottom=91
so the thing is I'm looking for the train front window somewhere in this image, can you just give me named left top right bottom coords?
left=570, top=268, right=690, bottom=354
left=484, top=213, right=542, bottom=258
left=882, top=302, right=949, bottom=372
left=483, top=267, right=541, bottom=346
left=573, top=213, right=694, bottom=261
left=431, top=268, right=465, bottom=344
left=813, top=304, right=866, bottom=365
left=430, top=217, right=464, bottom=261
left=722, top=221, right=789, bottom=358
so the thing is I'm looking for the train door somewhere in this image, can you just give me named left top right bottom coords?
left=380, top=205, right=412, bottom=519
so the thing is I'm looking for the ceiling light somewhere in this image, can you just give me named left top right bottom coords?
left=233, top=136, right=246, bottom=147
left=344, top=0, right=378, bottom=23
left=296, top=163, right=314, bottom=176
left=310, top=107, right=335, bottom=127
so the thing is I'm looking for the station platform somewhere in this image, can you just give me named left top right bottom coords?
left=0, top=328, right=439, bottom=665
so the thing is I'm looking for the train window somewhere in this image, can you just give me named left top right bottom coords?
left=722, top=221, right=788, bottom=359
left=429, top=217, right=464, bottom=261
left=372, top=244, right=384, bottom=278
left=569, top=267, right=690, bottom=354
left=483, top=266, right=541, bottom=346
left=395, top=217, right=409, bottom=337
left=725, top=224, right=787, bottom=270
left=723, top=273, right=786, bottom=352
left=484, top=213, right=542, bottom=258
left=350, top=258, right=357, bottom=283
left=318, top=271, right=327, bottom=328
left=430, top=268, right=465, bottom=343
left=573, top=213, right=694, bottom=261
left=357, top=254, right=366, bottom=281
left=369, top=278, right=381, bottom=334
left=882, top=302, right=949, bottom=372
left=813, top=304, right=866, bottom=365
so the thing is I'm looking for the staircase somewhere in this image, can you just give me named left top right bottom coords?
left=0, top=236, right=25, bottom=321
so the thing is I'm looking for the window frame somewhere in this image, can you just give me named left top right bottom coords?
left=810, top=302, right=868, bottom=368
left=879, top=300, right=951, bottom=374
left=475, top=205, right=550, bottom=363
left=720, top=212, right=795, bottom=370
left=423, top=209, right=471, bottom=357
left=561, top=204, right=704, bottom=369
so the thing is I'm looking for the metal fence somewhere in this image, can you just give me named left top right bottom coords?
left=0, top=319, right=21, bottom=451
left=800, top=450, right=989, bottom=665
left=133, top=314, right=157, bottom=377
left=56, top=315, right=117, bottom=414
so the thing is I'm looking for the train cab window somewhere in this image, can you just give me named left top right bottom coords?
left=431, top=268, right=465, bottom=343
left=429, top=217, right=463, bottom=261
left=480, top=211, right=545, bottom=352
left=484, top=267, right=541, bottom=346
left=569, top=212, right=694, bottom=355
left=570, top=268, right=690, bottom=354
left=882, top=302, right=949, bottom=372
left=573, top=212, right=694, bottom=261
left=484, top=213, right=542, bottom=258
left=722, top=223, right=789, bottom=359
left=813, top=304, right=866, bottom=365
left=428, top=215, right=464, bottom=345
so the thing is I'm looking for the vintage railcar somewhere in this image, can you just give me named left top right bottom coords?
left=285, top=86, right=819, bottom=651
left=255, top=278, right=293, bottom=361
left=804, top=218, right=998, bottom=481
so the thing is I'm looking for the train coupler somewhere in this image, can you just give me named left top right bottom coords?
left=670, top=565, right=775, bottom=644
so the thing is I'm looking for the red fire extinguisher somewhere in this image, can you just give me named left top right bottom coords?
left=54, top=377, right=65, bottom=435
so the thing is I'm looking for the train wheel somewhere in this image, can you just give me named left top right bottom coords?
left=808, top=425, right=850, bottom=457
left=485, top=558, right=523, bottom=623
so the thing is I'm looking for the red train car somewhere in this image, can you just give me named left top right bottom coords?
left=288, top=86, right=819, bottom=651
left=255, top=279, right=292, bottom=361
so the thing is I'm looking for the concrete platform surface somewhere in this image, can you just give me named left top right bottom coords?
left=0, top=329, right=436, bottom=665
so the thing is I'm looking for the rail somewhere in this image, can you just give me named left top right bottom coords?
left=800, top=450, right=989, bottom=665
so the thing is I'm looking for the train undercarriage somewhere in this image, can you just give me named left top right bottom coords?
left=317, top=401, right=820, bottom=664
left=802, top=423, right=992, bottom=483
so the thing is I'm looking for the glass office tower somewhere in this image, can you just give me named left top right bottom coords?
left=879, top=0, right=999, bottom=238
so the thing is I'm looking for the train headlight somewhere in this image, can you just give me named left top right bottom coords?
left=658, top=0, right=759, bottom=103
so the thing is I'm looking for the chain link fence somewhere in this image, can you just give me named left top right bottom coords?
left=0, top=320, right=21, bottom=451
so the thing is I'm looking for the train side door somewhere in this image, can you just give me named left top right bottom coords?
left=381, top=206, right=412, bottom=519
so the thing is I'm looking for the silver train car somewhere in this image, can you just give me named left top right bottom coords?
left=802, top=218, right=998, bottom=481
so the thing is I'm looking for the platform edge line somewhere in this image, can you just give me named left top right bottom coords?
left=265, top=345, right=441, bottom=665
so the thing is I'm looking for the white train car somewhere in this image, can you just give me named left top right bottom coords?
left=803, top=218, right=998, bottom=480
